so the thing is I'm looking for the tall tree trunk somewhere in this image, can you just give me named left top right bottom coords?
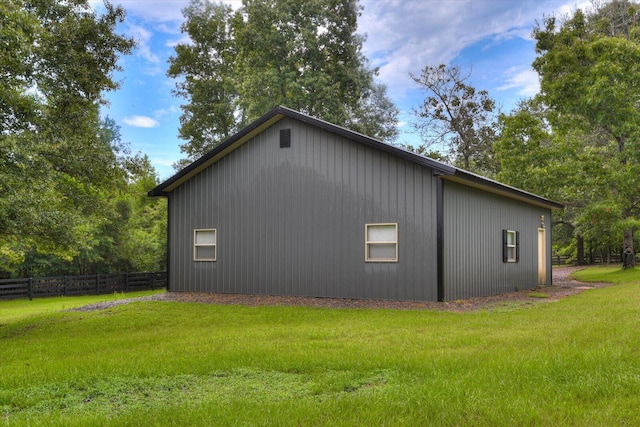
left=576, top=234, right=585, bottom=265
left=623, top=229, right=635, bottom=268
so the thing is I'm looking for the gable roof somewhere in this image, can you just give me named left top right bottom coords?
left=149, top=106, right=563, bottom=210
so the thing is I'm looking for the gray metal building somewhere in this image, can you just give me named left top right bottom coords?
left=149, top=106, right=563, bottom=302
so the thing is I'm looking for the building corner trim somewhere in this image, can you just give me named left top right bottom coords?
left=166, top=197, right=171, bottom=292
left=437, top=177, right=444, bottom=302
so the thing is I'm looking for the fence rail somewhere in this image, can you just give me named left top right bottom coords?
left=0, top=272, right=166, bottom=301
left=552, top=254, right=640, bottom=266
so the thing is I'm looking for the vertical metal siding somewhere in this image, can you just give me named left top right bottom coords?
left=169, top=117, right=439, bottom=301
left=442, top=181, right=552, bottom=300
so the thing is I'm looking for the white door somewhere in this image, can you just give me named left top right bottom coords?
left=538, top=228, right=547, bottom=286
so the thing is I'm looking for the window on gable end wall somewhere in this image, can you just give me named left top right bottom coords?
left=194, top=229, right=217, bottom=261
left=503, top=229, right=519, bottom=263
left=365, top=223, right=398, bottom=262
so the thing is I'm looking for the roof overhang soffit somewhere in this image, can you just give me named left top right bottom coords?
left=149, top=113, right=286, bottom=196
left=440, top=174, right=564, bottom=211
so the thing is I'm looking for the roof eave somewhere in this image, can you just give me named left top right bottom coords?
left=148, top=106, right=563, bottom=211
left=442, top=170, right=564, bottom=211
left=148, top=108, right=287, bottom=197
left=148, top=105, right=456, bottom=197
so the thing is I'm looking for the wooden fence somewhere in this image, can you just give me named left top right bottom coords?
left=552, top=254, right=639, bottom=266
left=0, top=272, right=166, bottom=301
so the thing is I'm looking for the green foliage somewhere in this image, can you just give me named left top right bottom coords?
left=167, top=1, right=239, bottom=162
left=497, top=1, right=640, bottom=260
left=576, top=201, right=623, bottom=251
left=15, top=160, right=167, bottom=277
left=1, top=275, right=640, bottom=425
left=0, top=0, right=39, bottom=135
left=0, top=0, right=166, bottom=276
left=344, top=78, right=399, bottom=142
left=401, top=144, right=451, bottom=164
left=2, top=112, right=167, bottom=277
left=115, top=165, right=168, bottom=273
left=168, top=0, right=398, bottom=164
left=495, top=98, right=558, bottom=196
left=0, top=0, right=137, bottom=275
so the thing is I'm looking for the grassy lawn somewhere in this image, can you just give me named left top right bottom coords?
left=571, top=265, right=640, bottom=285
left=1, top=267, right=639, bottom=426
left=0, top=290, right=165, bottom=323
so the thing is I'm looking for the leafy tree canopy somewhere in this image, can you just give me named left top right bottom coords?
left=0, top=0, right=136, bottom=273
left=496, top=0, right=640, bottom=264
left=168, top=0, right=398, bottom=165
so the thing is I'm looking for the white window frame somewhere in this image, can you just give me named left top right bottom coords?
left=194, top=229, right=217, bottom=261
left=365, top=223, right=398, bottom=262
left=506, top=230, right=517, bottom=263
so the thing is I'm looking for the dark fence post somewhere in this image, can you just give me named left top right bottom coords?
left=1, top=271, right=166, bottom=301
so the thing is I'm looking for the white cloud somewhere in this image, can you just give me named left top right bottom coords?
left=359, top=0, right=578, bottom=99
left=150, top=155, right=181, bottom=180
left=94, top=0, right=601, bottom=179
left=128, top=24, right=160, bottom=64
left=556, top=1, right=594, bottom=18
left=166, top=35, right=191, bottom=48
left=151, top=157, right=178, bottom=168
left=497, top=68, right=540, bottom=97
left=124, top=115, right=160, bottom=128
left=154, top=106, right=179, bottom=118
left=110, top=0, right=242, bottom=22
left=111, top=1, right=189, bottom=22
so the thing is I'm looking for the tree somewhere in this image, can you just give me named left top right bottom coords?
left=496, top=1, right=640, bottom=265
left=494, top=98, right=602, bottom=264
left=532, top=1, right=640, bottom=265
left=0, top=0, right=39, bottom=135
left=410, top=64, right=499, bottom=176
left=167, top=1, right=239, bottom=164
left=495, top=98, right=556, bottom=196
left=168, top=0, right=398, bottom=164
left=117, top=158, right=168, bottom=273
left=9, top=124, right=167, bottom=278
left=345, top=78, right=399, bottom=142
left=0, top=0, right=135, bottom=275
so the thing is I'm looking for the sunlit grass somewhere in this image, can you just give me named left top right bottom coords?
left=571, top=265, right=640, bottom=285
left=1, top=268, right=639, bottom=425
left=0, top=290, right=165, bottom=323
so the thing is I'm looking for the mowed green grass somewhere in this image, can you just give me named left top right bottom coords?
left=1, top=268, right=639, bottom=426
left=0, top=290, right=165, bottom=323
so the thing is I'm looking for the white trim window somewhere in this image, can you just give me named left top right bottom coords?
left=503, top=229, right=519, bottom=263
left=365, top=223, right=398, bottom=262
left=194, top=229, right=217, bottom=261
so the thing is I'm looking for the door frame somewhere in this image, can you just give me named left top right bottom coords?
left=538, top=228, right=547, bottom=286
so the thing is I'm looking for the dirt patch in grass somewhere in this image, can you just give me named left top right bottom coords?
left=71, top=266, right=610, bottom=313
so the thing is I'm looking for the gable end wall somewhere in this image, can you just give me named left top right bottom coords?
left=168, top=117, right=440, bottom=301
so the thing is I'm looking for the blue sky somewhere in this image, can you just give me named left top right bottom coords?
left=93, top=0, right=590, bottom=180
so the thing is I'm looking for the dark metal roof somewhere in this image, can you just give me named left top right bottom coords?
left=148, top=105, right=563, bottom=210
left=441, top=169, right=564, bottom=210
